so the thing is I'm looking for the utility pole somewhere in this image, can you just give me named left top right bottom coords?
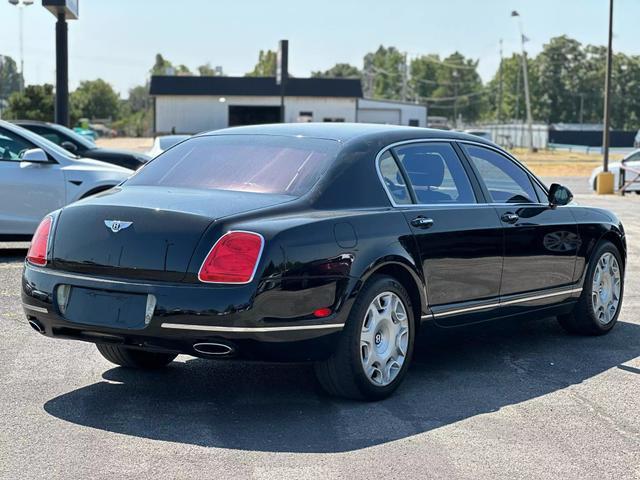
left=597, top=0, right=615, bottom=194
left=276, top=39, right=288, bottom=123
left=452, top=69, right=459, bottom=128
left=515, top=62, right=521, bottom=120
left=497, top=39, right=503, bottom=121
left=8, top=0, right=34, bottom=92
left=579, top=93, right=585, bottom=127
left=400, top=52, right=408, bottom=102
left=512, top=11, right=535, bottom=151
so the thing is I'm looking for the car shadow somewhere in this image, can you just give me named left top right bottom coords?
left=0, top=248, right=27, bottom=260
left=43, top=317, right=640, bottom=453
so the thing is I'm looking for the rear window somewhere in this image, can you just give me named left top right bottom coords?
left=128, top=134, right=340, bottom=196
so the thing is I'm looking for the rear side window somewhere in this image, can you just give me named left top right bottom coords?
left=393, top=143, right=476, bottom=204
left=463, top=145, right=537, bottom=204
left=127, top=135, right=340, bottom=197
left=378, top=151, right=411, bottom=204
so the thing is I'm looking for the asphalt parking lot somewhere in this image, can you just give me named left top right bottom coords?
left=1, top=193, right=639, bottom=480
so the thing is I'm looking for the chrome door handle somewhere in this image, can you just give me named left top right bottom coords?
left=501, top=212, right=519, bottom=224
left=411, top=216, right=434, bottom=229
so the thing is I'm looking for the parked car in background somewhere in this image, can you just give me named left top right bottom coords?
left=21, top=123, right=626, bottom=400
left=14, top=120, right=150, bottom=170
left=0, top=120, right=133, bottom=240
left=589, top=148, right=640, bottom=193
left=147, top=134, right=190, bottom=157
left=634, top=129, right=640, bottom=148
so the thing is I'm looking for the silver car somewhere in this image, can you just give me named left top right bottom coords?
left=0, top=120, right=132, bottom=239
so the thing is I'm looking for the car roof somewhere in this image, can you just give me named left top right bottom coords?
left=12, top=120, right=51, bottom=126
left=200, top=122, right=495, bottom=145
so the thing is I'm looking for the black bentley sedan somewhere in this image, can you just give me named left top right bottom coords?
left=13, top=120, right=150, bottom=170
left=22, top=124, right=626, bottom=400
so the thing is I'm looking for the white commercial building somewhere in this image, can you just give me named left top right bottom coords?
left=150, top=76, right=427, bottom=134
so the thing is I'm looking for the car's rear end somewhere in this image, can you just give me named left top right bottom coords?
left=21, top=133, right=351, bottom=361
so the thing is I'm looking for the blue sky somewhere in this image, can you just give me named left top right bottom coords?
left=0, top=0, right=638, bottom=95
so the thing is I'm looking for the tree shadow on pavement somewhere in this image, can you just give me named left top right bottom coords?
left=44, top=317, right=640, bottom=453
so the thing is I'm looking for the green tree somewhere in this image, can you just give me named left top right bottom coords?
left=4, top=84, right=54, bottom=121
left=312, top=63, right=361, bottom=78
left=363, top=46, right=405, bottom=99
left=534, top=35, right=585, bottom=124
left=421, top=52, right=486, bottom=124
left=197, top=62, right=224, bottom=76
left=246, top=50, right=277, bottom=77
left=150, top=53, right=192, bottom=76
left=0, top=55, right=23, bottom=105
left=112, top=84, right=152, bottom=137
left=70, top=79, right=120, bottom=121
left=150, top=53, right=173, bottom=75
left=408, top=54, right=442, bottom=101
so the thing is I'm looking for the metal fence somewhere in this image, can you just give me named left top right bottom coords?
left=476, top=123, right=549, bottom=149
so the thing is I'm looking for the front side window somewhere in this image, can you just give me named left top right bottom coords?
left=393, top=143, right=476, bottom=204
left=464, top=145, right=538, bottom=204
left=0, top=128, right=36, bottom=162
left=127, top=134, right=340, bottom=197
left=378, top=151, right=411, bottom=204
left=29, top=126, right=64, bottom=146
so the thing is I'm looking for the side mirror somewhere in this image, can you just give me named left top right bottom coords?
left=61, top=141, right=78, bottom=153
left=20, top=148, right=49, bottom=163
left=548, top=183, right=573, bottom=206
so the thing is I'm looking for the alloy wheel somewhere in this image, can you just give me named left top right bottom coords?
left=360, top=291, right=409, bottom=386
left=591, top=252, right=622, bottom=325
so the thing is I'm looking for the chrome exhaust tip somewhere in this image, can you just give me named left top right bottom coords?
left=28, top=319, right=45, bottom=334
left=193, top=342, right=235, bottom=356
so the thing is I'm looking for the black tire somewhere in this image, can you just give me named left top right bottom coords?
left=96, top=344, right=177, bottom=369
left=558, top=241, right=624, bottom=336
left=314, top=274, right=416, bottom=400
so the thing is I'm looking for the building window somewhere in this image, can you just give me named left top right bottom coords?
left=409, top=119, right=420, bottom=127
left=298, top=111, right=313, bottom=123
left=323, top=118, right=345, bottom=122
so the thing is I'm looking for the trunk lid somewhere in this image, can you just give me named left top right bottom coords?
left=51, top=186, right=292, bottom=281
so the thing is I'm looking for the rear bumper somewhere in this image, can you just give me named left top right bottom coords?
left=22, top=264, right=350, bottom=361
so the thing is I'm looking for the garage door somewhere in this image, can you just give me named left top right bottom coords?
left=358, top=108, right=401, bottom=125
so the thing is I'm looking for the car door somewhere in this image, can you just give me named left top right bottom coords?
left=461, top=143, right=578, bottom=313
left=379, top=141, right=503, bottom=326
left=0, top=127, right=65, bottom=236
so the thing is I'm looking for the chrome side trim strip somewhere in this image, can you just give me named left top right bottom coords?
left=433, top=302, right=500, bottom=318
left=160, top=322, right=345, bottom=333
left=430, top=287, right=583, bottom=319
left=500, top=287, right=583, bottom=306
left=22, top=303, right=48, bottom=314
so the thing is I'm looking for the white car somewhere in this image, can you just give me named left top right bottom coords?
left=0, top=120, right=133, bottom=239
left=147, top=134, right=190, bottom=158
left=589, top=149, right=640, bottom=193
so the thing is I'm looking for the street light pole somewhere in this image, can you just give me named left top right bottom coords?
left=8, top=0, right=34, bottom=92
left=512, top=11, right=535, bottom=152
left=602, top=0, right=614, bottom=174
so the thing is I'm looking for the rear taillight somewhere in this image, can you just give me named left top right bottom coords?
left=27, top=216, right=53, bottom=266
left=198, top=231, right=264, bottom=284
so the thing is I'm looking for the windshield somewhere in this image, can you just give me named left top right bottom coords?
left=127, top=134, right=340, bottom=196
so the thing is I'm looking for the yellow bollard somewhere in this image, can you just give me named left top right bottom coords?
left=596, top=171, right=615, bottom=194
